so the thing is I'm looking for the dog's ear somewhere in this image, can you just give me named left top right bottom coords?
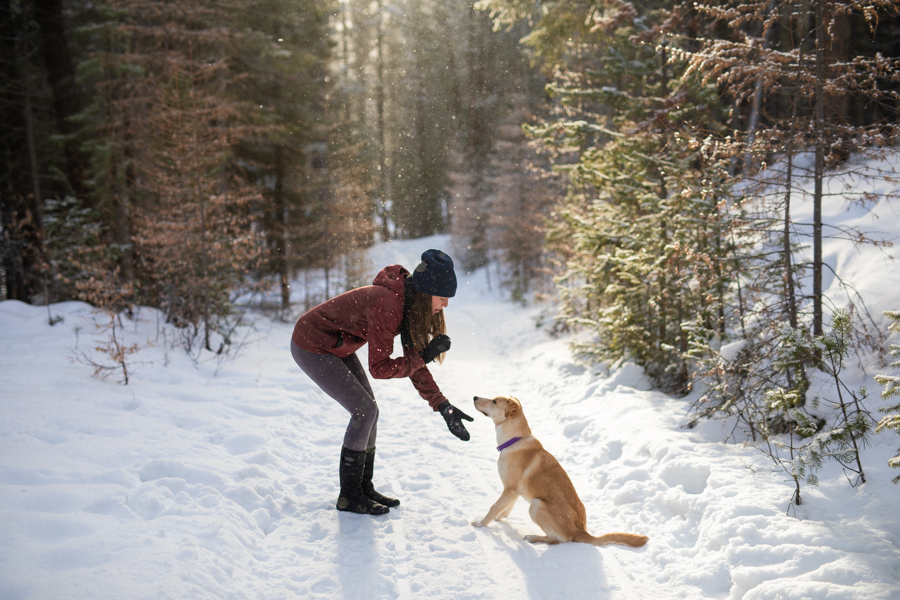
left=504, top=397, right=520, bottom=418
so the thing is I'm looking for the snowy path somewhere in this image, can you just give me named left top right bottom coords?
left=0, top=278, right=652, bottom=600
left=3, top=236, right=900, bottom=599
left=355, top=294, right=648, bottom=600
left=244, top=286, right=652, bottom=599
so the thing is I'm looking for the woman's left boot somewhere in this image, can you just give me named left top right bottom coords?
left=337, top=447, right=389, bottom=515
left=362, top=447, right=400, bottom=507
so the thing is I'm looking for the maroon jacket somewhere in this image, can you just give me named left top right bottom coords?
left=291, top=265, right=448, bottom=410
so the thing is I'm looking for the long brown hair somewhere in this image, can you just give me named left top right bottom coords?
left=407, top=289, right=447, bottom=364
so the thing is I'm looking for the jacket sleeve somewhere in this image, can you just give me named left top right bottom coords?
left=407, top=360, right=449, bottom=410
left=366, top=293, right=449, bottom=410
left=367, top=293, right=423, bottom=379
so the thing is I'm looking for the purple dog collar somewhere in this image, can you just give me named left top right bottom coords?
left=497, top=437, right=521, bottom=452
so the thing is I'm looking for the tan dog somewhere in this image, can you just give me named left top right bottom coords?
left=471, top=395, right=649, bottom=548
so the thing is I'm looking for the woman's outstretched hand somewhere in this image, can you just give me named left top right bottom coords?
left=437, top=401, right=473, bottom=441
left=420, top=334, right=451, bottom=364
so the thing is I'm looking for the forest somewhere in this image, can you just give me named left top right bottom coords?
left=2, top=0, right=900, bottom=499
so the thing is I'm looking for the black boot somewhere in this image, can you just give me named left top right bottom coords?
left=337, top=446, right=389, bottom=515
left=362, top=448, right=400, bottom=508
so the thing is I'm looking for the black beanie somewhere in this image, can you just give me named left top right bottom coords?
left=410, top=249, right=457, bottom=297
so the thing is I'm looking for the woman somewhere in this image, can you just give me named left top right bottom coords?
left=290, top=249, right=474, bottom=515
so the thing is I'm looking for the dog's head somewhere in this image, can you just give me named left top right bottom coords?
left=473, top=395, right=522, bottom=425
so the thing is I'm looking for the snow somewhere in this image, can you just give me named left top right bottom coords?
left=2, top=161, right=900, bottom=599
left=764, top=152, right=899, bottom=323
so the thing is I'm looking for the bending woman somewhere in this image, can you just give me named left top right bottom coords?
left=290, top=249, right=474, bottom=515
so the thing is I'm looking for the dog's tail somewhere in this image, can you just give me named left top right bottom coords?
left=575, top=531, right=649, bottom=547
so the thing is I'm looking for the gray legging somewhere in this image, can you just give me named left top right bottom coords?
left=291, top=341, right=378, bottom=451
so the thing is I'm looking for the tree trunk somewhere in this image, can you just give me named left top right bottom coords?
left=274, top=143, right=290, bottom=309
left=823, top=5, right=850, bottom=138
left=466, top=4, right=491, bottom=160
left=813, top=0, right=825, bottom=339
left=375, top=0, right=391, bottom=242
left=350, top=0, right=370, bottom=126
left=21, top=10, right=43, bottom=232
left=1, top=1, right=44, bottom=302
left=32, top=0, right=90, bottom=204
left=784, top=18, right=804, bottom=332
left=784, top=150, right=798, bottom=330
left=744, top=0, right=777, bottom=174
left=340, top=1, right=351, bottom=125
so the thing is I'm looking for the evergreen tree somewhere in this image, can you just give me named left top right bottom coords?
left=1, top=0, right=57, bottom=302
left=485, top=95, right=558, bottom=302
left=386, top=0, right=455, bottom=239
left=33, top=0, right=90, bottom=204
left=449, top=12, right=548, bottom=285
left=69, top=0, right=269, bottom=351
left=681, top=0, right=898, bottom=431
left=479, top=0, right=739, bottom=389
left=875, top=310, right=900, bottom=483
left=685, top=0, right=900, bottom=340
left=233, top=0, right=337, bottom=311
left=332, top=0, right=545, bottom=267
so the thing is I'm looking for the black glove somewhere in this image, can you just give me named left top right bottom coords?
left=438, top=401, right=474, bottom=441
left=420, top=334, right=451, bottom=364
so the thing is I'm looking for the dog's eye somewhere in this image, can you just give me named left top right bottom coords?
left=492, top=400, right=496, bottom=404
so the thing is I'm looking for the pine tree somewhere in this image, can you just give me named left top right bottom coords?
left=875, top=310, right=900, bottom=483
left=450, top=13, right=547, bottom=286
left=72, top=0, right=267, bottom=352
left=448, top=2, right=497, bottom=272
left=33, top=0, right=90, bottom=204
left=684, top=0, right=900, bottom=336
left=486, top=99, right=558, bottom=302
left=1, top=0, right=52, bottom=302
left=679, top=0, right=898, bottom=442
left=478, top=0, right=740, bottom=390
left=387, top=0, right=455, bottom=239
left=232, top=0, right=337, bottom=311
left=329, top=0, right=545, bottom=261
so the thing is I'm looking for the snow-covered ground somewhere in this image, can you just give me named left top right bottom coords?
left=2, top=158, right=900, bottom=600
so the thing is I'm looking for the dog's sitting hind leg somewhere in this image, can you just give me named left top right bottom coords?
left=523, top=534, right=558, bottom=544
left=525, top=499, right=568, bottom=544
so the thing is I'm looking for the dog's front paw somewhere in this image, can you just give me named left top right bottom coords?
left=471, top=519, right=484, bottom=527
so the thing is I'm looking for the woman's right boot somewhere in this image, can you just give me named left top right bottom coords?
left=362, top=447, right=400, bottom=507
left=337, top=446, right=390, bottom=515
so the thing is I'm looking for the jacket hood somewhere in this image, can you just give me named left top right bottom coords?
left=372, top=264, right=409, bottom=296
